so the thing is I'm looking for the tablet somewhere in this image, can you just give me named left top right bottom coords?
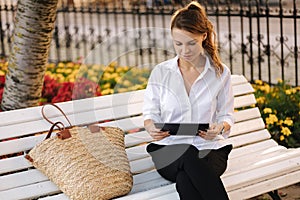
left=154, top=123, right=209, bottom=136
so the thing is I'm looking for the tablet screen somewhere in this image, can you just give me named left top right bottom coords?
left=154, top=123, right=209, bottom=136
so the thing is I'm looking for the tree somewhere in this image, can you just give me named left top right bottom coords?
left=1, top=0, right=58, bottom=111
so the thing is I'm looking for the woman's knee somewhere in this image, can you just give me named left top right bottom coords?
left=205, top=145, right=232, bottom=176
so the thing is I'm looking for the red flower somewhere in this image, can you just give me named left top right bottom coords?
left=0, top=88, right=3, bottom=106
left=52, top=82, right=74, bottom=103
left=72, top=77, right=101, bottom=100
left=41, top=75, right=61, bottom=103
left=0, top=76, right=5, bottom=87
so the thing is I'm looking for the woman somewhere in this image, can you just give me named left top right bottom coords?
left=143, top=1, right=234, bottom=199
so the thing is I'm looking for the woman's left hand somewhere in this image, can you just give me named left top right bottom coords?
left=198, top=123, right=223, bottom=140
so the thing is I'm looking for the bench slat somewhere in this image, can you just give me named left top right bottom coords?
left=232, top=82, right=254, bottom=97
left=228, top=129, right=270, bottom=148
left=225, top=147, right=295, bottom=176
left=116, top=184, right=176, bottom=200
left=234, top=94, right=257, bottom=109
left=0, top=156, right=31, bottom=175
left=230, top=118, right=265, bottom=137
left=228, top=169, right=300, bottom=199
left=230, top=75, right=249, bottom=86
left=0, top=169, right=48, bottom=191
left=223, top=154, right=300, bottom=191
left=0, top=102, right=144, bottom=140
left=0, top=90, right=145, bottom=127
left=233, top=107, right=261, bottom=123
left=0, top=181, right=60, bottom=200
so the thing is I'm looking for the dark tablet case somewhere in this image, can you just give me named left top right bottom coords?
left=154, top=123, right=209, bottom=136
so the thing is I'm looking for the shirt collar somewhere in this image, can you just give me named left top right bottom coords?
left=167, top=55, right=215, bottom=72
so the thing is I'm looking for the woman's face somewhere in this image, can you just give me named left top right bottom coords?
left=172, top=28, right=207, bottom=64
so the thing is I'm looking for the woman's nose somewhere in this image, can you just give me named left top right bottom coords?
left=182, top=45, right=190, bottom=53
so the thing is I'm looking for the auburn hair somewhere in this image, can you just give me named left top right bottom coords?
left=171, top=1, right=223, bottom=75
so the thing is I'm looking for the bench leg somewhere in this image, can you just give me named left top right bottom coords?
left=267, top=190, right=281, bottom=200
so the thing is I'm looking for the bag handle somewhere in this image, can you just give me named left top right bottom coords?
left=41, top=103, right=72, bottom=127
left=45, top=121, right=65, bottom=139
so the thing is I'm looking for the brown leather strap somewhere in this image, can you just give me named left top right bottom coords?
left=41, top=103, right=72, bottom=127
left=45, top=121, right=65, bottom=140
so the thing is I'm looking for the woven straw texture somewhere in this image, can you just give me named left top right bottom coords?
left=27, top=126, right=133, bottom=200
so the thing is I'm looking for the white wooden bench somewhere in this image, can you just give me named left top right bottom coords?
left=0, top=75, right=300, bottom=200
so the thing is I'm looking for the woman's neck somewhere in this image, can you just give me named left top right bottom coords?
left=178, top=55, right=206, bottom=71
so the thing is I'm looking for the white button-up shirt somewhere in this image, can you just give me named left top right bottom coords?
left=143, top=56, right=234, bottom=150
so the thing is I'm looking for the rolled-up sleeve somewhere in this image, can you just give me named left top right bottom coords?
left=216, top=68, right=235, bottom=137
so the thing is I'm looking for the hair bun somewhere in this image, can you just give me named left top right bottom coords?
left=187, top=3, right=201, bottom=11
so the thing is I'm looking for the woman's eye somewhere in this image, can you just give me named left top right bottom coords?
left=175, top=43, right=182, bottom=46
left=189, top=42, right=196, bottom=45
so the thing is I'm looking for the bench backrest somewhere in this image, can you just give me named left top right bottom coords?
left=0, top=75, right=270, bottom=199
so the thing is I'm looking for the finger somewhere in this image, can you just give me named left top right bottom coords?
left=151, top=131, right=169, bottom=140
left=200, top=131, right=217, bottom=140
left=209, top=123, right=217, bottom=129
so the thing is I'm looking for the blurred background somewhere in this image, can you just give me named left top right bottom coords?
left=0, top=0, right=299, bottom=86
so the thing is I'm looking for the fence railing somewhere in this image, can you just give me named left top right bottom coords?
left=0, top=0, right=299, bottom=86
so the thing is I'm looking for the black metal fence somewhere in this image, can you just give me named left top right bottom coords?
left=0, top=0, right=299, bottom=86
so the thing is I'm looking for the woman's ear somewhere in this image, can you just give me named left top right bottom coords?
left=203, top=33, right=207, bottom=41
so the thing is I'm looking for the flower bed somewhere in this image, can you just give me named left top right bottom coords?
left=0, top=61, right=150, bottom=105
left=253, top=80, right=300, bottom=148
left=1, top=60, right=299, bottom=148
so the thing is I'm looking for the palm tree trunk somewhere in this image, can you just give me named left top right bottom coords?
left=1, top=0, right=58, bottom=111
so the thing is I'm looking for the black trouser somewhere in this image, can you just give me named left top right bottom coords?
left=146, top=143, right=232, bottom=200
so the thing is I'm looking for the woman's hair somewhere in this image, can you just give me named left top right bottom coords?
left=171, top=1, right=223, bottom=75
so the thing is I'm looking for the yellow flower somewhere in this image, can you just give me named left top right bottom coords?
left=66, top=62, right=74, bottom=68
left=115, top=76, right=122, bottom=83
left=103, top=73, right=112, bottom=80
left=0, top=70, right=5, bottom=76
left=90, top=76, right=98, bottom=83
left=116, top=88, right=129, bottom=93
left=92, top=64, right=101, bottom=71
left=122, top=80, right=132, bottom=87
left=280, top=135, right=285, bottom=141
left=263, top=108, right=272, bottom=114
left=256, top=97, right=266, bottom=104
left=264, top=84, right=271, bottom=93
left=284, top=118, right=293, bottom=126
left=47, top=63, right=56, bottom=68
left=254, top=80, right=263, bottom=85
left=285, top=89, right=292, bottom=95
left=281, top=127, right=292, bottom=136
left=79, top=64, right=88, bottom=72
left=102, top=83, right=111, bottom=89
left=266, top=114, right=278, bottom=125
left=57, top=62, right=65, bottom=68
left=87, top=69, right=95, bottom=77
left=101, top=89, right=114, bottom=95
left=277, top=79, right=283, bottom=83
left=64, top=68, right=73, bottom=74
left=110, top=73, right=119, bottom=79
left=291, top=88, right=297, bottom=94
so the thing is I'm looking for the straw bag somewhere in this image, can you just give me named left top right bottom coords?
left=25, top=104, right=133, bottom=200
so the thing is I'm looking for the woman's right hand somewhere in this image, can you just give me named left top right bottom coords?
left=144, top=119, right=170, bottom=141
left=148, top=129, right=170, bottom=141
